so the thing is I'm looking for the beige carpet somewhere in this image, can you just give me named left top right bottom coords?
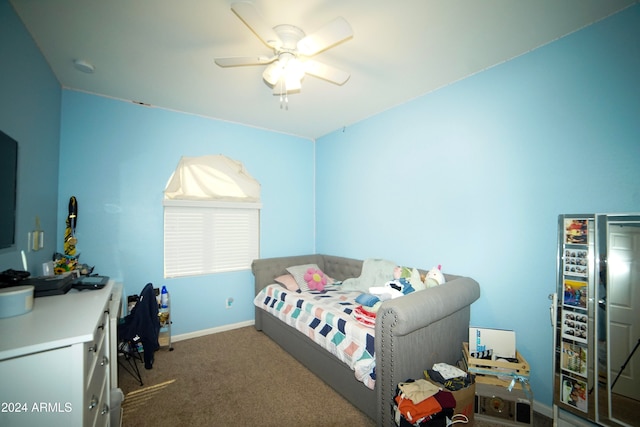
left=118, top=326, right=551, bottom=426
left=118, top=326, right=375, bottom=426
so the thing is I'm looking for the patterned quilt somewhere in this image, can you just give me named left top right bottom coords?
left=254, top=284, right=376, bottom=389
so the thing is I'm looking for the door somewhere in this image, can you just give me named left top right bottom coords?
left=608, top=223, right=640, bottom=401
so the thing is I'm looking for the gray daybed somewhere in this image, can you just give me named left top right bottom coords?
left=252, top=254, right=481, bottom=426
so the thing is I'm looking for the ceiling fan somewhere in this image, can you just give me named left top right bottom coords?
left=214, top=1, right=353, bottom=95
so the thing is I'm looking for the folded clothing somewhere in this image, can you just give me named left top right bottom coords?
left=394, top=378, right=460, bottom=426
left=396, top=408, right=454, bottom=427
left=425, top=369, right=474, bottom=392
left=395, top=394, right=442, bottom=425
left=398, top=379, right=441, bottom=404
left=432, top=390, right=456, bottom=410
left=356, top=293, right=381, bottom=307
left=432, top=363, right=467, bottom=380
left=354, top=305, right=377, bottom=328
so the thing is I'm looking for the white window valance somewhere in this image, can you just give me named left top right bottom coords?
left=164, top=155, right=261, bottom=202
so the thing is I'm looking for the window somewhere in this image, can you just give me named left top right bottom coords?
left=163, top=155, right=261, bottom=278
left=163, top=200, right=260, bottom=278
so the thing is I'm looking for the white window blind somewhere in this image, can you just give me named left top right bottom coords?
left=163, top=200, right=260, bottom=278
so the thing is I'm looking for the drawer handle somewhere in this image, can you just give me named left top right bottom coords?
left=88, top=395, right=98, bottom=410
left=101, top=403, right=110, bottom=415
left=101, top=356, right=109, bottom=366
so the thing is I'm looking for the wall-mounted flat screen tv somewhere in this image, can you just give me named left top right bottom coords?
left=0, top=130, right=18, bottom=249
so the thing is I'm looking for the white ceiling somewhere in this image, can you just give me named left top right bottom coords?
left=9, top=0, right=637, bottom=140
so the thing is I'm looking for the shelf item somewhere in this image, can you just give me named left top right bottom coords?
left=462, top=342, right=530, bottom=389
left=475, top=382, right=533, bottom=426
left=157, top=286, right=172, bottom=351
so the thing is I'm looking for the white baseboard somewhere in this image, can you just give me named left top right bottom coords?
left=533, top=400, right=552, bottom=419
left=555, top=406, right=598, bottom=426
left=171, top=320, right=255, bottom=343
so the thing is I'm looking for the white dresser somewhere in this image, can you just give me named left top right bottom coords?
left=0, top=281, right=123, bottom=427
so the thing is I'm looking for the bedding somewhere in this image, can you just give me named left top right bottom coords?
left=254, top=283, right=376, bottom=389
left=252, top=254, right=481, bottom=426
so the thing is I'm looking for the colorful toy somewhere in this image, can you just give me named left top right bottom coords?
left=394, top=265, right=425, bottom=291
left=425, top=265, right=445, bottom=288
left=387, top=278, right=415, bottom=295
left=63, top=196, right=78, bottom=255
left=53, top=252, right=79, bottom=275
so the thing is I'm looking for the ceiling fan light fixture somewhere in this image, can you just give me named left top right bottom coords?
left=263, top=61, right=283, bottom=86
left=284, top=74, right=302, bottom=92
left=264, top=54, right=305, bottom=90
left=285, top=57, right=305, bottom=79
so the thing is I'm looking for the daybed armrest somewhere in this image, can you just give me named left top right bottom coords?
left=376, top=276, right=480, bottom=337
left=375, top=276, right=480, bottom=426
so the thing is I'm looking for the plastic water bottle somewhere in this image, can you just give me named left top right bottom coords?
left=160, top=285, right=169, bottom=309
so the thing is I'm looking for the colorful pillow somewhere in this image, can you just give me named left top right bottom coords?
left=286, top=263, right=328, bottom=292
left=274, top=274, right=299, bottom=291
left=304, top=267, right=328, bottom=291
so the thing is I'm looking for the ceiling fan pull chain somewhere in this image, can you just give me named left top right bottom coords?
left=279, top=79, right=284, bottom=109
left=279, top=78, right=289, bottom=110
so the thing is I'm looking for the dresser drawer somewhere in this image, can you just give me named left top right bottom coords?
left=83, top=356, right=109, bottom=426
left=94, top=378, right=112, bottom=427
left=84, top=309, right=109, bottom=384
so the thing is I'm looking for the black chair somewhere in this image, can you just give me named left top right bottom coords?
left=117, top=283, right=161, bottom=385
left=117, top=336, right=144, bottom=386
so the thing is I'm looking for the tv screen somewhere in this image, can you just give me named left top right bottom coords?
left=0, top=130, right=18, bottom=249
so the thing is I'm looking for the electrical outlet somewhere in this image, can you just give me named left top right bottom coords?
left=225, top=297, right=234, bottom=309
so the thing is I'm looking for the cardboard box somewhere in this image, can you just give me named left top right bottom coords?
left=451, top=381, right=475, bottom=424
left=469, top=327, right=516, bottom=359
left=424, top=379, right=475, bottom=425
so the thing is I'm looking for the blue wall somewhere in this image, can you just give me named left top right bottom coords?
left=316, top=4, right=640, bottom=408
left=4, top=0, right=640, bottom=410
left=57, top=91, right=315, bottom=335
left=0, top=0, right=61, bottom=272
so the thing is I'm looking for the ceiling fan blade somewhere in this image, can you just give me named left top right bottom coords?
left=297, top=17, right=353, bottom=56
left=215, top=55, right=275, bottom=67
left=303, top=60, right=350, bottom=85
left=231, top=1, right=282, bottom=49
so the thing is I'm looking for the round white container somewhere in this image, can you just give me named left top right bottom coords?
left=0, top=285, right=35, bottom=318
